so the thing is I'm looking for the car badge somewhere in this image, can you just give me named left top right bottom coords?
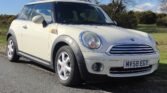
left=130, top=38, right=135, bottom=41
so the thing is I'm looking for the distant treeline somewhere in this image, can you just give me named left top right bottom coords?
left=101, top=3, right=167, bottom=28
left=0, top=15, right=16, bottom=27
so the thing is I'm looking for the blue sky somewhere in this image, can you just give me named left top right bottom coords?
left=0, top=0, right=30, bottom=15
left=128, top=0, right=161, bottom=13
left=0, top=0, right=163, bottom=15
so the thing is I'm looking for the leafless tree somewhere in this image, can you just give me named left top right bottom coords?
left=107, top=0, right=135, bottom=13
left=161, top=0, right=167, bottom=13
left=110, top=0, right=135, bottom=6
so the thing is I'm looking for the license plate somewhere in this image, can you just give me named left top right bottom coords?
left=123, top=60, right=149, bottom=69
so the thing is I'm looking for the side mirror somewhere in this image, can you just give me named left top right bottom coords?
left=32, top=15, right=44, bottom=24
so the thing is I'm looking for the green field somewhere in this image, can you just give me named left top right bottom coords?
left=0, top=25, right=7, bottom=41
left=0, top=26, right=7, bottom=54
left=137, top=24, right=167, bottom=33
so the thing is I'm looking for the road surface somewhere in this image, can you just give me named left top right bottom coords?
left=0, top=54, right=166, bottom=93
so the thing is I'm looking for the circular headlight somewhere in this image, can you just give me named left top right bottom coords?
left=80, top=32, right=101, bottom=49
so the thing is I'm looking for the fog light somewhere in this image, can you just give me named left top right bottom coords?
left=92, top=63, right=104, bottom=72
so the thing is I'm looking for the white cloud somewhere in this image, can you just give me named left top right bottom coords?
left=159, top=2, right=167, bottom=13
left=133, top=2, right=155, bottom=12
left=150, top=3, right=167, bottom=14
left=155, top=6, right=163, bottom=13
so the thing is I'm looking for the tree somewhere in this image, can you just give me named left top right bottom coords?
left=0, top=15, right=16, bottom=27
left=101, top=0, right=138, bottom=28
left=139, top=11, right=157, bottom=24
left=101, top=0, right=126, bottom=18
left=161, top=0, right=167, bottom=13
left=104, top=0, right=135, bottom=14
left=157, top=16, right=167, bottom=27
left=115, top=11, right=138, bottom=28
left=157, top=13, right=167, bottom=19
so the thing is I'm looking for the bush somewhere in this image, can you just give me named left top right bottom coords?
left=157, top=17, right=167, bottom=27
left=0, top=15, right=16, bottom=26
left=101, top=4, right=138, bottom=29
left=114, top=11, right=138, bottom=28
left=139, top=11, right=157, bottom=24
left=101, top=2, right=138, bottom=29
left=157, top=13, right=167, bottom=19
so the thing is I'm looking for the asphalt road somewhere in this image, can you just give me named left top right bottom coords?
left=0, top=54, right=167, bottom=93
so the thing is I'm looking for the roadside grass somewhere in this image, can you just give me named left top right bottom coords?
left=154, top=44, right=167, bottom=80
left=158, top=45, right=167, bottom=61
left=0, top=35, right=6, bottom=54
left=152, top=33, right=167, bottom=62
left=152, top=33, right=167, bottom=45
left=0, top=26, right=7, bottom=54
left=136, top=24, right=167, bottom=33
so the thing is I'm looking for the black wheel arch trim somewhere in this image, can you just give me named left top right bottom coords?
left=7, top=29, right=15, bottom=40
left=51, top=35, right=110, bottom=82
left=6, top=29, right=19, bottom=53
left=51, top=35, right=92, bottom=81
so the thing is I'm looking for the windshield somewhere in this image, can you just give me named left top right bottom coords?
left=55, top=2, right=114, bottom=25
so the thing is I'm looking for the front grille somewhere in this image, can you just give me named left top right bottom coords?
left=110, top=65, right=152, bottom=74
left=109, top=44, right=154, bottom=55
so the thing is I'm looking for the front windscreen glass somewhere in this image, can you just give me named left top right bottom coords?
left=55, top=2, right=114, bottom=25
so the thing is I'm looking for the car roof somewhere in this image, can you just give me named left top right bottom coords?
left=26, top=0, right=96, bottom=5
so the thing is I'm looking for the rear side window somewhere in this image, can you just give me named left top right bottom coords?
left=18, top=5, right=33, bottom=20
left=30, top=3, right=53, bottom=24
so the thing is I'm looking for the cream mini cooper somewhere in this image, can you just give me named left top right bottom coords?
left=7, top=0, right=160, bottom=86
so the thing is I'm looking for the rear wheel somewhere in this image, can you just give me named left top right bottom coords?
left=7, top=37, right=20, bottom=62
left=55, top=46, right=81, bottom=86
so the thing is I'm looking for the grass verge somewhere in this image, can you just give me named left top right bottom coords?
left=0, top=26, right=7, bottom=54
left=136, top=24, right=167, bottom=33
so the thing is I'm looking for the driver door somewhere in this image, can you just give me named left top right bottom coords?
left=21, top=3, right=53, bottom=62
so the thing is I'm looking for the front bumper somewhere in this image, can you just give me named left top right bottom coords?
left=82, top=52, right=159, bottom=78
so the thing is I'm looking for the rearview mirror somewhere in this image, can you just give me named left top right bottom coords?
left=32, top=15, right=44, bottom=24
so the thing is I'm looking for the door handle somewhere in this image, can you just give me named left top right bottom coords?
left=23, top=25, right=27, bottom=29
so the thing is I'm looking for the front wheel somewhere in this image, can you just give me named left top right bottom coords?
left=55, top=46, right=81, bottom=86
left=7, top=37, right=20, bottom=62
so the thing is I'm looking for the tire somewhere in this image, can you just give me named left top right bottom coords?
left=7, top=37, right=20, bottom=62
left=55, top=46, right=81, bottom=86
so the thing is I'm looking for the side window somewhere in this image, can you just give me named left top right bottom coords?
left=30, top=3, right=53, bottom=24
left=18, top=5, right=33, bottom=20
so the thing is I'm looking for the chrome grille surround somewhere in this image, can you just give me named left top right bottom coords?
left=107, top=44, right=155, bottom=55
